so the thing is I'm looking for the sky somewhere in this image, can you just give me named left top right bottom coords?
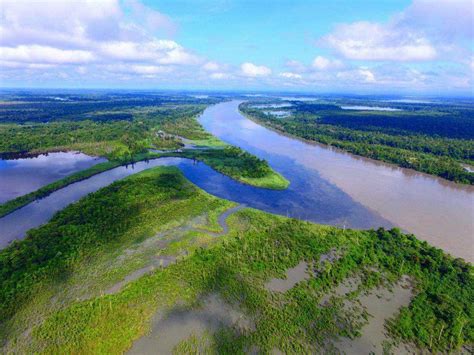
left=0, top=0, right=473, bottom=95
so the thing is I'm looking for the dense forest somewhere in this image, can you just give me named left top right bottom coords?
left=0, top=167, right=471, bottom=353
left=0, top=91, right=222, bottom=124
left=0, top=102, right=206, bottom=160
left=240, top=100, right=474, bottom=184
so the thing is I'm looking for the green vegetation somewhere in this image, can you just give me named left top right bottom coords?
left=181, top=146, right=289, bottom=189
left=0, top=105, right=202, bottom=160
left=1, top=167, right=471, bottom=353
left=0, top=160, right=119, bottom=218
left=0, top=93, right=288, bottom=202
left=240, top=101, right=474, bottom=184
left=0, top=166, right=234, bottom=351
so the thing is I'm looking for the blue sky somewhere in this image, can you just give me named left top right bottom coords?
left=152, top=0, right=411, bottom=66
left=0, top=0, right=472, bottom=95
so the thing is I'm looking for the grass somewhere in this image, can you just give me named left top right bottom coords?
left=0, top=166, right=233, bottom=351
left=239, top=172, right=289, bottom=190
left=1, top=168, right=471, bottom=354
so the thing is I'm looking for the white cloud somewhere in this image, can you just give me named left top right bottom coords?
left=241, top=62, right=272, bottom=77
left=210, top=72, right=231, bottom=80
left=320, top=0, right=473, bottom=64
left=103, top=64, right=172, bottom=75
left=202, top=61, right=221, bottom=72
left=98, top=40, right=199, bottom=65
left=399, top=0, right=473, bottom=42
left=125, top=0, right=177, bottom=36
left=312, top=56, right=343, bottom=70
left=358, top=68, right=376, bottom=82
left=0, top=45, right=96, bottom=64
left=322, top=22, right=437, bottom=61
left=0, top=0, right=200, bottom=75
left=279, top=72, right=302, bottom=79
left=130, top=65, right=172, bottom=75
left=337, top=68, right=376, bottom=83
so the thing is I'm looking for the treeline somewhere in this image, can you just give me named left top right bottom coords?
left=188, top=146, right=273, bottom=179
left=0, top=105, right=206, bottom=161
left=241, top=102, right=474, bottom=184
left=0, top=92, right=221, bottom=124
left=0, top=167, right=206, bottom=322
left=3, top=179, right=470, bottom=352
left=294, top=102, right=474, bottom=139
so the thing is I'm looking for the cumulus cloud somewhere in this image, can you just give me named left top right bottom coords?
left=210, top=72, right=231, bottom=80
left=322, top=22, right=437, bottom=61
left=0, top=0, right=200, bottom=78
left=241, top=62, right=272, bottom=77
left=125, top=0, right=177, bottom=37
left=312, top=56, right=344, bottom=70
left=399, top=0, right=473, bottom=42
left=319, top=0, right=473, bottom=62
left=279, top=72, right=302, bottom=79
left=0, top=45, right=96, bottom=64
left=336, top=68, right=376, bottom=83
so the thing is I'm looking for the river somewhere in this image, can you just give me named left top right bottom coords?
left=198, top=100, right=474, bottom=262
left=0, top=101, right=472, bottom=261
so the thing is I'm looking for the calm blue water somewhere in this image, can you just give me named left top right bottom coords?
left=0, top=152, right=106, bottom=203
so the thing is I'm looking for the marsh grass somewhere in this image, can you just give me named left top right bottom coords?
left=1, top=169, right=471, bottom=354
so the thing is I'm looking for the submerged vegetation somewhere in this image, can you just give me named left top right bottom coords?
left=240, top=100, right=474, bottom=184
left=0, top=167, right=471, bottom=353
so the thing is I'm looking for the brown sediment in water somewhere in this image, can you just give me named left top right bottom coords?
left=265, top=261, right=311, bottom=292
left=202, top=101, right=474, bottom=262
left=334, top=275, right=414, bottom=354
left=128, top=294, right=253, bottom=354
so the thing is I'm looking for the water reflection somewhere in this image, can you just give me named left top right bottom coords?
left=0, top=152, right=106, bottom=203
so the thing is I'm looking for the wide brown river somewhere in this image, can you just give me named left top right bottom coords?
left=199, top=101, right=474, bottom=262
left=0, top=100, right=472, bottom=262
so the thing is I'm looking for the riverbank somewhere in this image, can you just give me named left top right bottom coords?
left=239, top=103, right=474, bottom=185
left=0, top=151, right=161, bottom=218
left=0, top=103, right=288, bottom=218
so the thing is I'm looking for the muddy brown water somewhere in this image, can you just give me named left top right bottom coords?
left=1, top=101, right=472, bottom=262
left=265, top=261, right=310, bottom=292
left=199, top=101, right=474, bottom=262
left=334, top=276, right=414, bottom=354
left=128, top=294, right=252, bottom=354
